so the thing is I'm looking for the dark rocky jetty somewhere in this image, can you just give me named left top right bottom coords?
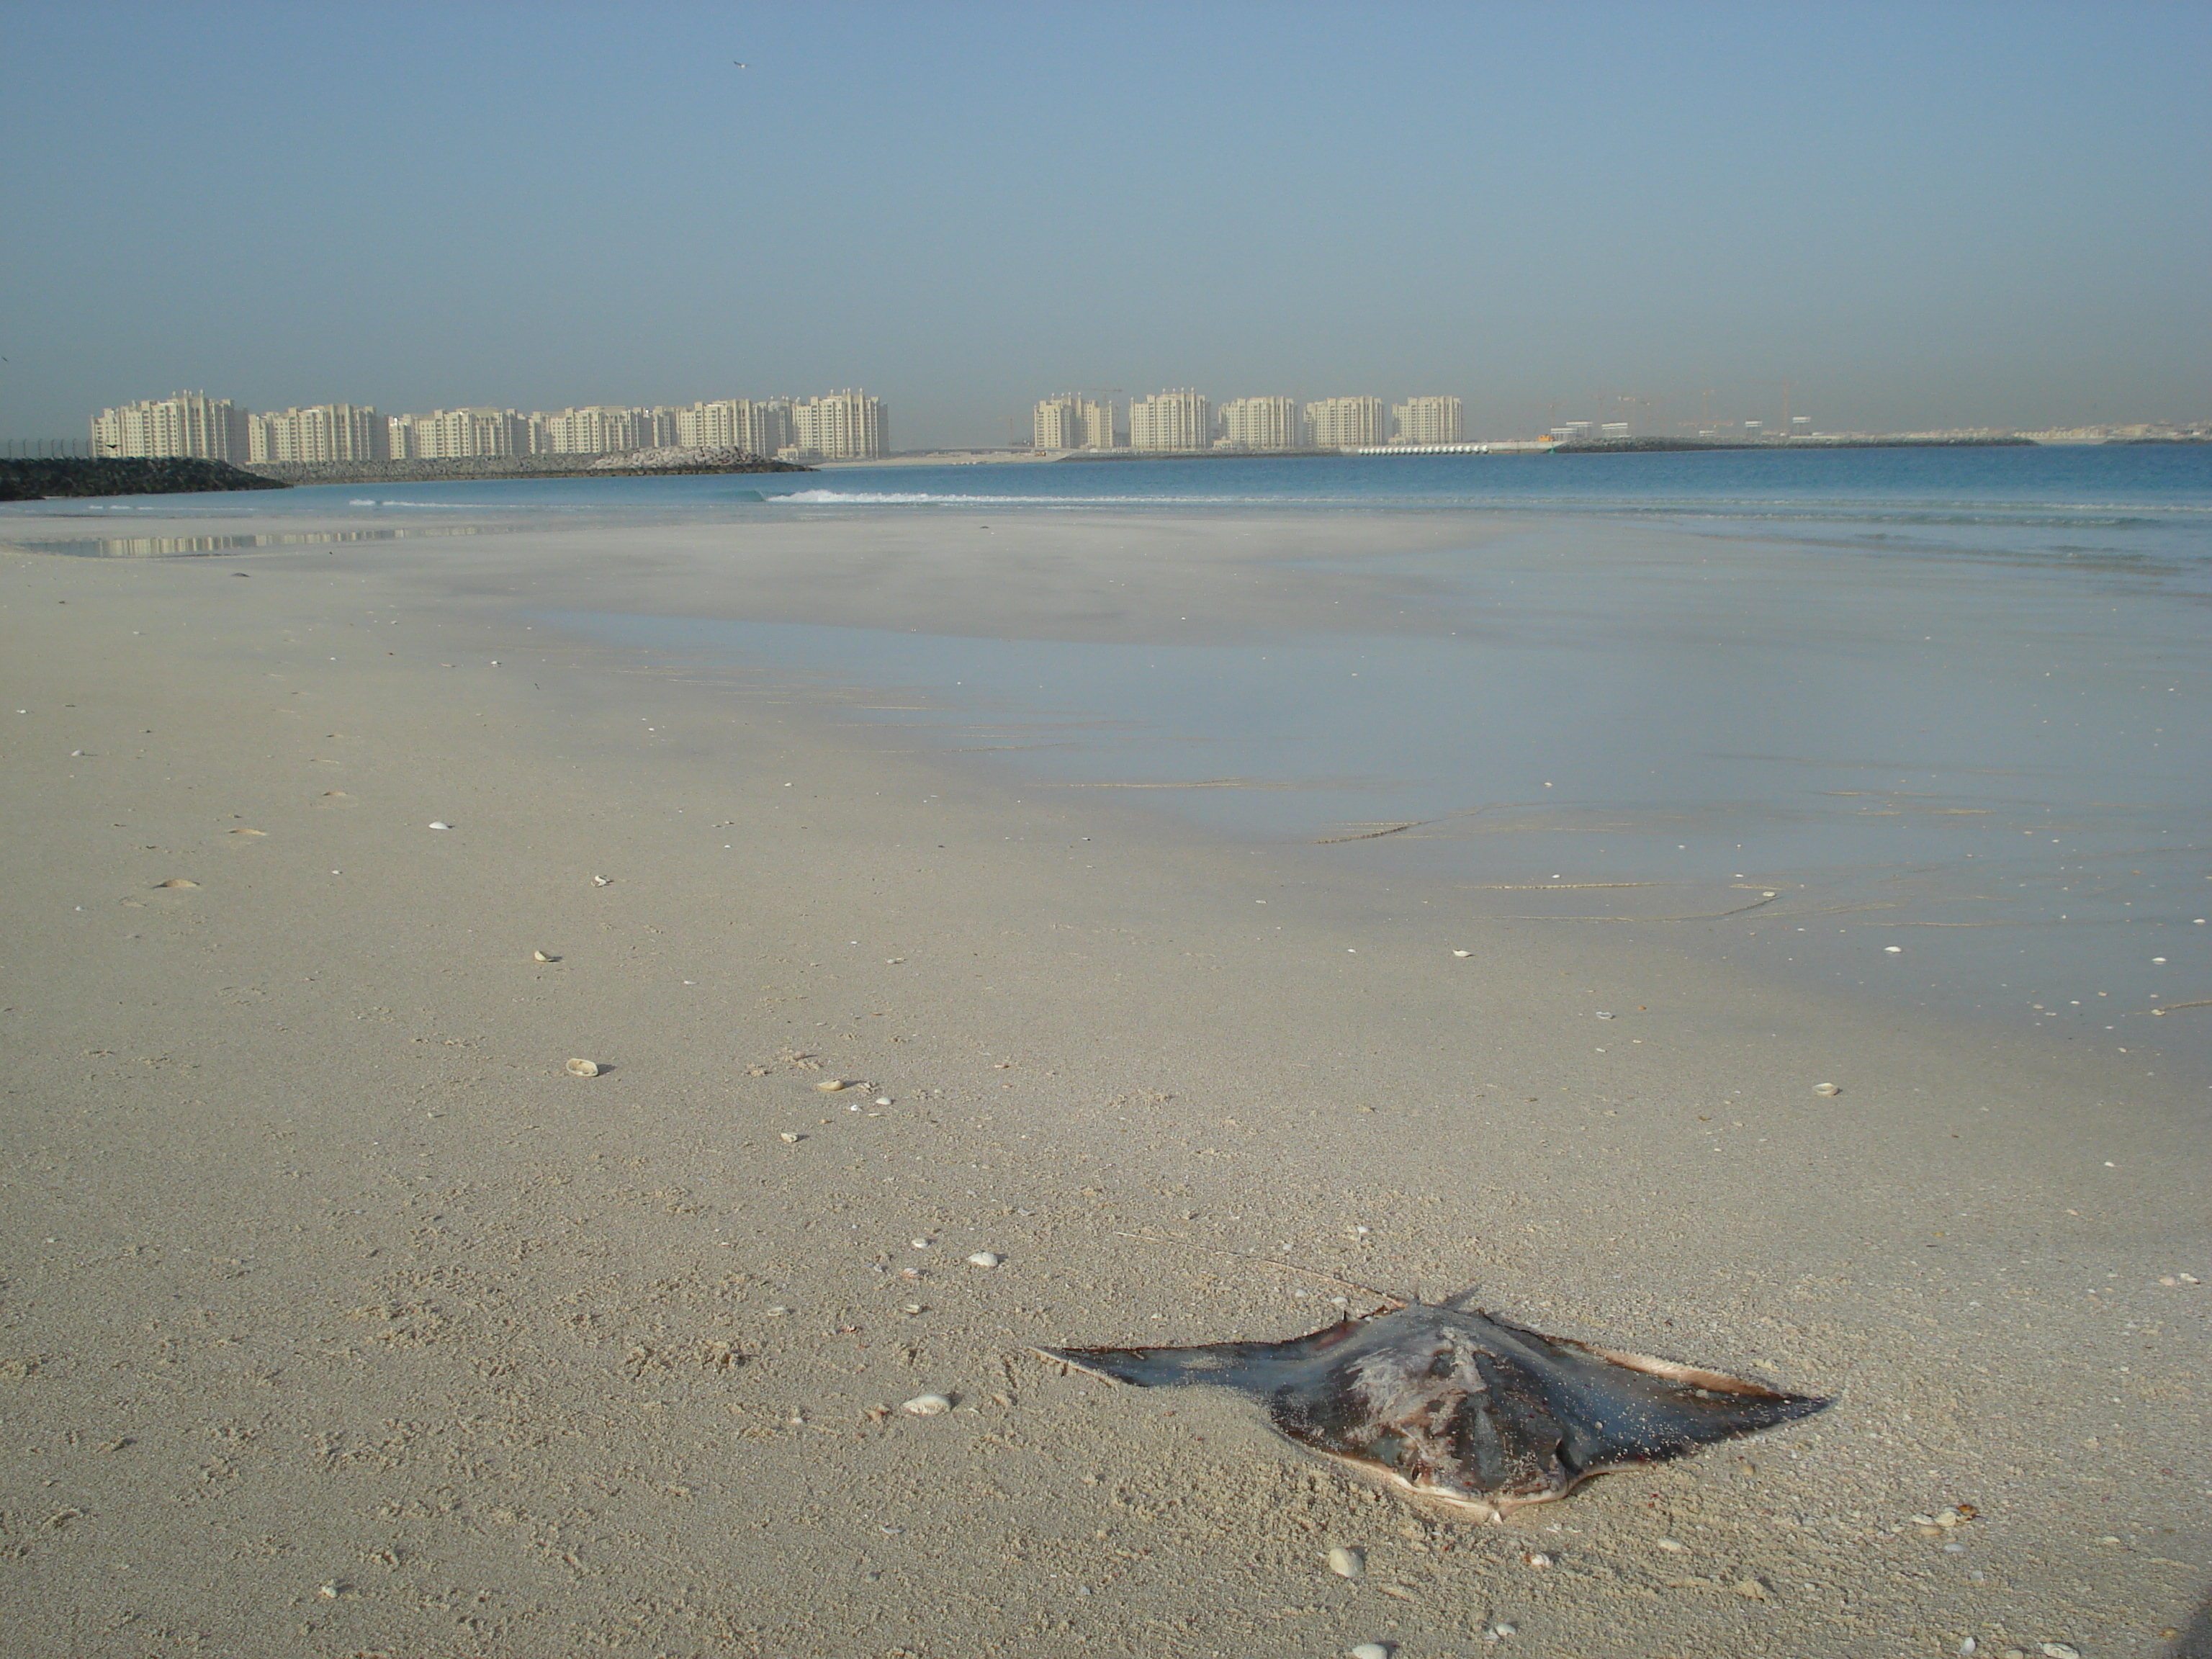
left=0, top=457, right=290, bottom=500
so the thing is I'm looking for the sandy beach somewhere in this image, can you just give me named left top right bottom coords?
left=1, top=508, right=2205, bottom=1658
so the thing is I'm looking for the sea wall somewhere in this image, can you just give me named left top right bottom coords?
left=240, top=451, right=809, bottom=485
left=0, top=457, right=289, bottom=501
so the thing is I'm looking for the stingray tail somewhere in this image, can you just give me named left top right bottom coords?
left=1037, top=1320, right=1367, bottom=1390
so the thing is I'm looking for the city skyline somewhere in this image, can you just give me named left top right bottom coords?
left=3, top=6, right=2208, bottom=449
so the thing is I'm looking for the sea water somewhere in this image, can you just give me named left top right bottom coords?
left=9, top=445, right=2208, bottom=1080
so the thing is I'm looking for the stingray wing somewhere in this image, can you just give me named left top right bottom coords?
left=1473, top=1311, right=1828, bottom=1478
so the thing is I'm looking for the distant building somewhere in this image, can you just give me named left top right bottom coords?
left=789, top=390, right=887, bottom=459
left=389, top=408, right=530, bottom=459
left=1033, top=395, right=1081, bottom=450
left=1076, top=397, right=1117, bottom=449
left=1128, top=389, right=1210, bottom=452
left=1390, top=395, right=1462, bottom=445
left=248, top=403, right=387, bottom=464
left=1304, top=396, right=1385, bottom=449
left=1216, top=396, right=1303, bottom=450
left=91, top=391, right=249, bottom=461
left=675, top=398, right=792, bottom=457
left=531, top=405, right=651, bottom=456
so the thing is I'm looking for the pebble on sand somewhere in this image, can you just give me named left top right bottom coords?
left=564, top=1058, right=601, bottom=1077
left=1351, top=1645, right=1392, bottom=1659
left=902, top=1393, right=953, bottom=1416
left=1326, top=1545, right=1366, bottom=1578
left=967, top=1251, right=1002, bottom=1268
left=815, top=1079, right=850, bottom=1092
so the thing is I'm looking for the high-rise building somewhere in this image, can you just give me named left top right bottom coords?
left=1216, top=395, right=1303, bottom=450
left=531, top=406, right=649, bottom=456
left=789, top=390, right=887, bottom=459
left=1076, top=397, right=1117, bottom=450
left=389, top=408, right=530, bottom=459
left=1128, top=389, right=1210, bottom=452
left=673, top=398, right=792, bottom=456
left=1390, top=395, right=1463, bottom=445
left=91, top=392, right=249, bottom=461
left=1033, top=395, right=1080, bottom=450
left=248, top=403, right=388, bottom=464
left=1304, top=396, right=1386, bottom=449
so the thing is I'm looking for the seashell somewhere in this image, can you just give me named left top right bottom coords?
left=1452, top=950, right=1470, bottom=958
left=565, top=1058, right=600, bottom=1077
left=426, top=822, right=450, bottom=831
left=902, top=1393, right=953, bottom=1416
left=967, top=1251, right=1002, bottom=1268
left=1812, top=1082, right=1841, bottom=1096
left=815, top=1079, right=849, bottom=1092
left=230, top=827, right=266, bottom=836
left=873, top=1096, right=893, bottom=1106
left=532, top=950, right=554, bottom=963
left=1524, top=1551, right=1552, bottom=1568
left=155, top=878, right=199, bottom=889
left=1327, top=1545, right=1366, bottom=1578
left=1352, top=1645, right=1392, bottom=1659
left=591, top=875, right=611, bottom=886
left=779, top=1132, right=803, bottom=1143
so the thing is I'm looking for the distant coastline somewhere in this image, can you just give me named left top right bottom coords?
left=240, top=449, right=812, bottom=486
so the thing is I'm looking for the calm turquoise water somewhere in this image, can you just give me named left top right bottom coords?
left=9, top=446, right=2208, bottom=1079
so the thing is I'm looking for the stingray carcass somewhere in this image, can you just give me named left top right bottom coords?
left=1041, top=1298, right=1827, bottom=1520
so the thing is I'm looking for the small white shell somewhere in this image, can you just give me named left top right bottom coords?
left=427, top=822, right=451, bottom=830
left=1352, top=1645, right=1391, bottom=1659
left=1326, top=1545, right=1366, bottom=1578
left=532, top=950, right=553, bottom=963
left=779, top=1131, right=803, bottom=1143
left=815, top=1079, right=849, bottom=1092
left=1812, top=1082, right=1841, bottom=1097
left=565, top=1058, right=600, bottom=1077
left=902, top=1393, right=953, bottom=1416
left=966, top=1251, right=1002, bottom=1268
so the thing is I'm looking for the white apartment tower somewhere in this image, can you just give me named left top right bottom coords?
left=91, top=391, right=250, bottom=461
left=1215, top=396, right=1303, bottom=450
left=248, top=404, right=388, bottom=464
left=789, top=390, right=887, bottom=460
left=1033, top=395, right=1080, bottom=451
left=1305, top=396, right=1387, bottom=449
left=1391, top=395, right=1464, bottom=445
left=1076, top=397, right=1117, bottom=449
left=388, top=408, right=530, bottom=460
left=531, top=406, right=650, bottom=456
left=674, top=398, right=792, bottom=457
left=1128, top=389, right=1210, bottom=452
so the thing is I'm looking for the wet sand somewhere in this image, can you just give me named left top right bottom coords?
left=1, top=510, right=2205, bottom=1658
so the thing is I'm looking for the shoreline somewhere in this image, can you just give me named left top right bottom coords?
left=1, top=508, right=2204, bottom=1656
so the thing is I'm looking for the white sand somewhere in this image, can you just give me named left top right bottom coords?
left=1, top=508, right=2203, bottom=1658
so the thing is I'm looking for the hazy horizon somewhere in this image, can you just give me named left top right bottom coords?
left=3, top=1, right=2206, bottom=449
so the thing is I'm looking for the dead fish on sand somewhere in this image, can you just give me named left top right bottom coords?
left=1040, top=1297, right=1825, bottom=1521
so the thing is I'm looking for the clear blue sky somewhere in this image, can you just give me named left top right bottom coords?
left=2, top=1, right=2206, bottom=446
